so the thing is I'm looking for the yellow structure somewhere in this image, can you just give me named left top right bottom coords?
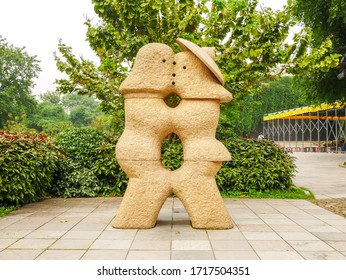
left=263, top=103, right=346, bottom=152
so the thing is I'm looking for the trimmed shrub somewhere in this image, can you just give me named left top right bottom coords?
left=52, top=159, right=102, bottom=197
left=50, top=128, right=296, bottom=198
left=92, top=143, right=127, bottom=195
left=52, top=127, right=127, bottom=197
left=54, top=127, right=107, bottom=165
left=0, top=132, right=59, bottom=206
left=217, top=137, right=296, bottom=195
left=144, top=134, right=296, bottom=195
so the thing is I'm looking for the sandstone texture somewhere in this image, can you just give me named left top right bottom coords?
left=113, top=38, right=233, bottom=229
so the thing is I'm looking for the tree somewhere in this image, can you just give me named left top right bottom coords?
left=26, top=92, right=103, bottom=134
left=248, top=76, right=307, bottom=135
left=26, top=91, right=72, bottom=135
left=258, top=76, right=307, bottom=114
left=39, top=91, right=61, bottom=105
left=293, top=0, right=346, bottom=47
left=62, top=93, right=102, bottom=127
left=26, top=102, right=72, bottom=135
left=90, top=113, right=124, bottom=141
left=217, top=76, right=308, bottom=137
left=293, top=0, right=346, bottom=103
left=55, top=0, right=339, bottom=137
left=0, top=35, right=40, bottom=129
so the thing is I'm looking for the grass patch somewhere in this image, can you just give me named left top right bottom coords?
left=221, top=186, right=314, bottom=200
left=0, top=206, right=18, bottom=217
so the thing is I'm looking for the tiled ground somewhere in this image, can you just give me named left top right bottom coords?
left=1, top=197, right=346, bottom=260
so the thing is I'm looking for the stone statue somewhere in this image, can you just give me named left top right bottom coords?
left=113, top=38, right=233, bottom=229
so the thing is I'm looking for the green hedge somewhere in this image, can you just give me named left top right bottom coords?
left=92, top=142, right=128, bottom=195
left=52, top=131, right=296, bottom=197
left=0, top=132, right=59, bottom=206
left=1, top=129, right=297, bottom=203
left=161, top=136, right=296, bottom=194
left=217, top=137, right=296, bottom=195
left=52, top=127, right=127, bottom=197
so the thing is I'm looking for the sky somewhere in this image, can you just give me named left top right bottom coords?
left=0, top=0, right=287, bottom=96
left=0, top=0, right=98, bottom=95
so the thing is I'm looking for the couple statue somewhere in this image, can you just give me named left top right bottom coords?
left=113, top=38, right=233, bottom=229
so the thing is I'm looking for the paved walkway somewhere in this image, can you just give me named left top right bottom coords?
left=0, top=153, right=345, bottom=260
left=293, top=152, right=346, bottom=199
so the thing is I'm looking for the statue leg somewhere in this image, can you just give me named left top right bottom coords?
left=113, top=161, right=172, bottom=229
left=172, top=161, right=233, bottom=229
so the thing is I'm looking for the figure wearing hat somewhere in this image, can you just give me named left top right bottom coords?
left=113, top=38, right=233, bottom=229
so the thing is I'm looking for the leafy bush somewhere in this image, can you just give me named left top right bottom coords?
left=0, top=132, right=59, bottom=206
left=161, top=134, right=183, bottom=171
left=217, top=137, right=296, bottom=195
left=159, top=134, right=296, bottom=195
left=54, top=127, right=107, bottom=165
left=92, top=143, right=127, bottom=195
left=50, top=128, right=296, bottom=198
left=51, top=159, right=102, bottom=197
left=52, top=127, right=127, bottom=197
left=0, top=205, right=17, bottom=217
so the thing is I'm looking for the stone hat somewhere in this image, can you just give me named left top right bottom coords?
left=176, top=38, right=225, bottom=85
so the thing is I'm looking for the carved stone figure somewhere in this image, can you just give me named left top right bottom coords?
left=113, top=38, right=233, bottom=229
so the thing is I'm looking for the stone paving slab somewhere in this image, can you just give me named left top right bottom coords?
left=1, top=197, right=346, bottom=260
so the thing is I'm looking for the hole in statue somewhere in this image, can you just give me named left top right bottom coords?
left=164, top=93, right=181, bottom=108
left=161, top=133, right=183, bottom=171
